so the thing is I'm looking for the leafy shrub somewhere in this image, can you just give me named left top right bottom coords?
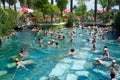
left=0, top=8, right=19, bottom=36
left=65, top=13, right=76, bottom=28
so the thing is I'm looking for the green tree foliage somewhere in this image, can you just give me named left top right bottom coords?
left=34, top=0, right=49, bottom=10
left=0, top=8, right=19, bottom=36
left=34, top=0, right=60, bottom=22
left=34, top=0, right=49, bottom=19
left=114, top=11, right=120, bottom=36
left=77, top=0, right=90, bottom=5
left=44, top=4, right=60, bottom=15
left=56, top=0, right=68, bottom=17
left=33, top=10, right=43, bottom=22
left=75, top=3, right=87, bottom=16
left=98, top=0, right=107, bottom=10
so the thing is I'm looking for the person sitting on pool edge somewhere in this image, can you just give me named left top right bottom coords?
left=15, top=58, right=28, bottom=70
left=68, top=49, right=75, bottom=57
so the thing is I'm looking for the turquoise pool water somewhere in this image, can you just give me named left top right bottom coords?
left=0, top=27, right=120, bottom=80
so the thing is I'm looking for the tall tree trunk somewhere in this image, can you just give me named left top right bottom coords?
left=24, top=0, right=27, bottom=7
left=119, top=4, right=120, bottom=10
left=8, top=0, right=10, bottom=9
left=70, top=0, right=73, bottom=13
left=119, top=0, right=120, bottom=10
left=51, top=0, right=54, bottom=22
left=107, top=0, right=111, bottom=12
left=94, top=0, right=97, bottom=25
left=0, top=0, right=1, bottom=8
left=60, top=10, right=63, bottom=18
left=2, top=0, right=5, bottom=9
left=51, top=0, right=53, bottom=4
left=14, top=3, right=16, bottom=11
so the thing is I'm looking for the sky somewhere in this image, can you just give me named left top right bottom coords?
left=48, top=0, right=118, bottom=11
left=48, top=0, right=103, bottom=11
left=1, top=0, right=118, bottom=11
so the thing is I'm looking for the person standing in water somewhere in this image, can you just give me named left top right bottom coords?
left=38, top=38, right=43, bottom=47
left=110, top=67, right=117, bottom=80
left=102, top=46, right=110, bottom=58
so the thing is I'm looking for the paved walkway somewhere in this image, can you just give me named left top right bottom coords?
left=37, top=22, right=67, bottom=26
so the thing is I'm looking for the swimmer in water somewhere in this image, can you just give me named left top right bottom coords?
left=95, top=58, right=103, bottom=65
left=15, top=58, right=28, bottom=70
left=68, top=49, right=75, bottom=57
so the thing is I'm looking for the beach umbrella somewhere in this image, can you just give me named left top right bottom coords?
left=20, top=7, right=34, bottom=13
left=97, top=10, right=106, bottom=13
left=64, top=9, right=71, bottom=13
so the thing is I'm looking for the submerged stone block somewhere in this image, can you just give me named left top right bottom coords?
left=0, top=70, right=7, bottom=76
left=49, top=63, right=70, bottom=77
left=71, top=60, right=86, bottom=70
left=66, top=74, right=78, bottom=80
left=76, top=71, right=89, bottom=77
left=61, top=58, right=74, bottom=63
left=39, top=76, right=48, bottom=80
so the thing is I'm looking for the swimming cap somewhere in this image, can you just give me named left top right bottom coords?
left=15, top=58, right=19, bottom=61
left=104, top=48, right=108, bottom=51
left=112, top=60, right=116, bottom=63
left=48, top=42, right=50, bottom=44
left=95, top=58, right=99, bottom=60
